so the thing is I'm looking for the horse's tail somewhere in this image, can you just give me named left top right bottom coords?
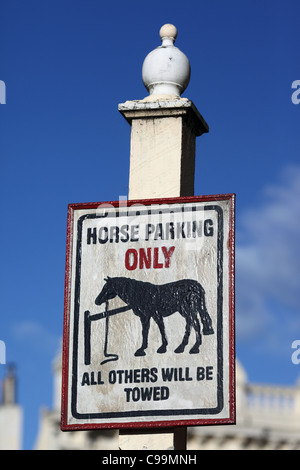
left=194, top=283, right=214, bottom=336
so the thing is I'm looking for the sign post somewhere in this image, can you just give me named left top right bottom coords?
left=61, top=24, right=235, bottom=450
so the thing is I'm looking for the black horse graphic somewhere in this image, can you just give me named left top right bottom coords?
left=95, top=276, right=214, bottom=357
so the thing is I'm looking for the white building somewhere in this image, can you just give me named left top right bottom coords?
left=189, top=360, right=300, bottom=450
left=33, top=355, right=300, bottom=450
left=0, top=365, right=23, bottom=450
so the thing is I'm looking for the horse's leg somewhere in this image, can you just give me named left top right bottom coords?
left=198, top=292, right=214, bottom=335
left=153, top=314, right=168, bottom=353
left=189, top=312, right=202, bottom=354
left=174, top=318, right=191, bottom=353
left=180, top=291, right=205, bottom=353
left=135, top=315, right=150, bottom=357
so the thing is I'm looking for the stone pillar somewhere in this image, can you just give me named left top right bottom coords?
left=119, top=97, right=208, bottom=199
left=118, top=24, right=208, bottom=451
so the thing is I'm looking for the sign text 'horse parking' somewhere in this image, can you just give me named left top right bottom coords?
left=61, top=195, right=235, bottom=430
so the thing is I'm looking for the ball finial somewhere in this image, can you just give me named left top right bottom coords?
left=159, top=24, right=177, bottom=41
left=142, top=24, right=191, bottom=97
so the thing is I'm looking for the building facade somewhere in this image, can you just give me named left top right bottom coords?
left=33, top=355, right=300, bottom=450
left=0, top=365, right=23, bottom=450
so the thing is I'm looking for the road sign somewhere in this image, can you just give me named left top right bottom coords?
left=61, top=194, right=235, bottom=431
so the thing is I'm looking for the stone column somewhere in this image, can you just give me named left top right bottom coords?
left=119, top=97, right=208, bottom=199
left=118, top=24, right=208, bottom=451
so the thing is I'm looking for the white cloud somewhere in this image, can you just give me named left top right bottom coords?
left=236, top=164, right=300, bottom=345
left=12, top=320, right=60, bottom=355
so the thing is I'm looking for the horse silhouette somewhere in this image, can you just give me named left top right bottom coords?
left=95, top=276, right=214, bottom=357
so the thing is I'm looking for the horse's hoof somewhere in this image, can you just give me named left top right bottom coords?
left=157, top=345, right=167, bottom=354
left=174, top=345, right=185, bottom=354
left=135, top=349, right=146, bottom=357
left=203, top=327, right=214, bottom=335
left=189, top=346, right=200, bottom=354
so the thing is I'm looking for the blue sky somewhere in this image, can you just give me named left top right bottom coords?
left=0, top=0, right=299, bottom=450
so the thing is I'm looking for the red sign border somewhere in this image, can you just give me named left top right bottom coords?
left=61, top=193, right=235, bottom=432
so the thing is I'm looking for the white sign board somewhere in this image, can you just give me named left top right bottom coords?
left=61, top=194, right=235, bottom=430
